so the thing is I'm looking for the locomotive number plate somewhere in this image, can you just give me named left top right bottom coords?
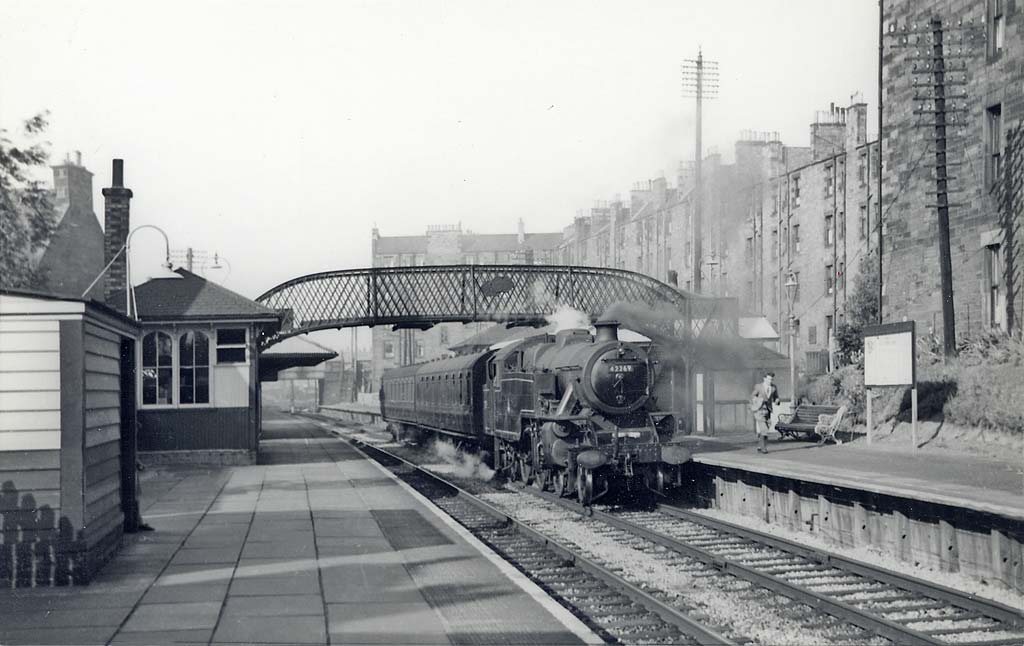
left=608, top=364, right=635, bottom=373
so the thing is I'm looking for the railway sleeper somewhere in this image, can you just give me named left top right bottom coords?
left=879, top=603, right=968, bottom=619
left=963, top=637, right=1024, bottom=646
left=575, top=600, right=643, bottom=614
left=778, top=566, right=844, bottom=579
left=920, top=622, right=1003, bottom=637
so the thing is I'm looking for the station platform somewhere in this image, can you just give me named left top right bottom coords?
left=680, top=429, right=1024, bottom=522
left=0, top=412, right=596, bottom=646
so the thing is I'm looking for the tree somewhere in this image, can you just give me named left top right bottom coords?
left=0, top=112, right=56, bottom=290
left=835, top=249, right=880, bottom=365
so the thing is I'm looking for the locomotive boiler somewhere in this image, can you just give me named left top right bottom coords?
left=380, top=320, right=692, bottom=505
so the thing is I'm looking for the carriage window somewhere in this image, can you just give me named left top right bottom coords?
left=488, top=361, right=497, bottom=380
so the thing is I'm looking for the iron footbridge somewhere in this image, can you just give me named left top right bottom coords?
left=255, top=264, right=737, bottom=347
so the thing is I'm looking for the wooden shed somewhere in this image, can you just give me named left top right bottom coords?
left=0, top=289, right=141, bottom=586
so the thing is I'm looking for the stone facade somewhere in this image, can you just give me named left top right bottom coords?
left=882, top=0, right=1024, bottom=339
left=557, top=102, right=883, bottom=370
left=369, top=222, right=563, bottom=390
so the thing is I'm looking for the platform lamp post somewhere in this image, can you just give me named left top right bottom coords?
left=784, top=271, right=799, bottom=405
left=81, top=224, right=181, bottom=318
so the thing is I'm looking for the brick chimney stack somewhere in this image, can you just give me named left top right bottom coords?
left=102, top=159, right=133, bottom=306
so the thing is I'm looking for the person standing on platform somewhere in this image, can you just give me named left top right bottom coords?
left=750, top=371, right=780, bottom=454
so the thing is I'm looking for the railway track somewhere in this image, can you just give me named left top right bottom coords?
left=526, top=490, right=1024, bottom=646
left=346, top=436, right=737, bottom=645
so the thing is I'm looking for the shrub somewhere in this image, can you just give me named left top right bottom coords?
left=943, top=363, right=1024, bottom=430
left=800, top=331, right=1024, bottom=435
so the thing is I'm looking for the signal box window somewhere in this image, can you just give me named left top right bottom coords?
left=142, top=331, right=174, bottom=405
left=179, top=331, right=211, bottom=404
left=383, top=341, right=394, bottom=359
left=217, top=328, right=247, bottom=364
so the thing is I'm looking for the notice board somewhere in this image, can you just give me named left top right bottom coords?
left=863, top=321, right=916, bottom=387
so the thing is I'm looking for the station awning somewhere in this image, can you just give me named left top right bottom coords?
left=260, top=336, right=338, bottom=382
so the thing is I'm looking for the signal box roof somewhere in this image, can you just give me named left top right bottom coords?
left=110, top=269, right=281, bottom=323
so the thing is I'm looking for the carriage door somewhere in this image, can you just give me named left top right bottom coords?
left=483, top=359, right=498, bottom=434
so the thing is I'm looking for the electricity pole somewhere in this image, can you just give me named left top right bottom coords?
left=878, top=0, right=884, bottom=325
left=682, top=50, right=719, bottom=294
left=890, top=16, right=984, bottom=356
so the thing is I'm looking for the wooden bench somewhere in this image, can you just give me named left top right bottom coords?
left=775, top=404, right=845, bottom=443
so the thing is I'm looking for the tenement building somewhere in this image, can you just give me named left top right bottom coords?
left=883, top=0, right=1023, bottom=338
left=557, top=98, right=882, bottom=371
left=369, top=222, right=562, bottom=390
left=753, top=103, right=881, bottom=369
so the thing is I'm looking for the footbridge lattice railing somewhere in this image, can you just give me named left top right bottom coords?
left=255, top=264, right=737, bottom=347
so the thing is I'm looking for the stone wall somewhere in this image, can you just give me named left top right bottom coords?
left=883, top=0, right=1024, bottom=338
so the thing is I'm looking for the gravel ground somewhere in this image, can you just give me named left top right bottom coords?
left=688, top=506, right=1024, bottom=609
left=480, top=492, right=889, bottom=646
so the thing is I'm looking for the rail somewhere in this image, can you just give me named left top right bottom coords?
left=344, top=436, right=737, bottom=645
left=527, top=490, right=1023, bottom=645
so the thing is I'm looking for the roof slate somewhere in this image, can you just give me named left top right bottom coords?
left=110, top=269, right=280, bottom=321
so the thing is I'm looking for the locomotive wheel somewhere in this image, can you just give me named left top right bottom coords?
left=532, top=468, right=549, bottom=491
left=577, top=466, right=594, bottom=506
left=517, top=455, right=533, bottom=485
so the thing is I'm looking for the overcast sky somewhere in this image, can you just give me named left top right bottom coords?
left=2, top=1, right=878, bottom=349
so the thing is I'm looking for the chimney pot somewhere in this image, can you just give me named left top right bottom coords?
left=112, top=159, right=124, bottom=187
left=75, top=151, right=82, bottom=166
left=594, top=320, right=620, bottom=343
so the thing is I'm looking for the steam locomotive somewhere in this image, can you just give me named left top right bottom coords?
left=380, top=320, right=692, bottom=504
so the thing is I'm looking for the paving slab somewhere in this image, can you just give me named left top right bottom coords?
left=0, top=606, right=131, bottom=629
left=0, top=625, right=118, bottom=645
left=213, top=614, right=328, bottom=644
left=121, top=601, right=222, bottom=632
left=0, top=589, right=141, bottom=611
left=320, top=563, right=427, bottom=603
left=316, top=535, right=393, bottom=557
left=109, top=628, right=213, bottom=644
left=140, top=580, right=231, bottom=604
left=170, top=545, right=243, bottom=565
left=222, top=593, right=325, bottom=617
left=327, top=602, right=451, bottom=644
left=229, top=560, right=322, bottom=596
left=242, top=536, right=317, bottom=558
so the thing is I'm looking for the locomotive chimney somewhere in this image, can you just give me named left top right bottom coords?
left=594, top=320, right=619, bottom=342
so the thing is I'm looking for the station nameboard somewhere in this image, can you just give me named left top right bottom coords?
left=862, top=321, right=916, bottom=387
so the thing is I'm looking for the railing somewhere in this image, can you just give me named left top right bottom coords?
left=256, top=264, right=738, bottom=348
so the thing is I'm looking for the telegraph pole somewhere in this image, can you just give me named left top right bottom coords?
left=888, top=16, right=983, bottom=357
left=682, top=50, right=719, bottom=293
left=930, top=18, right=957, bottom=356
left=878, top=0, right=884, bottom=324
